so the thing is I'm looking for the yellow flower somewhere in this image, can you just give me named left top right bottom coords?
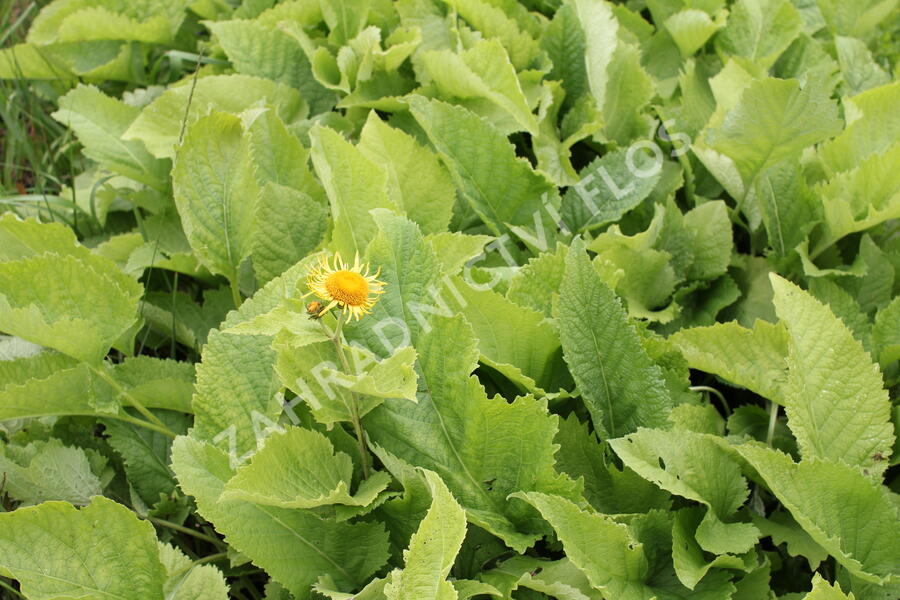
left=305, top=252, right=385, bottom=320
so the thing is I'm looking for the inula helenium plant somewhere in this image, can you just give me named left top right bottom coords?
left=0, top=0, right=898, bottom=599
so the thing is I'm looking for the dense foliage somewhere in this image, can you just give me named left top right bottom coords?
left=0, top=0, right=899, bottom=599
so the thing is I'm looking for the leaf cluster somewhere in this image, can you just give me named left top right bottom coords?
left=0, top=1, right=898, bottom=599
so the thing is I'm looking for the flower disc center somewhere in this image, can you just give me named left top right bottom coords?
left=324, top=270, right=370, bottom=306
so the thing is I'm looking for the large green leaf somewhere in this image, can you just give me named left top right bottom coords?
left=754, top=161, right=821, bottom=257
left=172, top=111, right=259, bottom=286
left=109, top=356, right=195, bottom=413
left=159, top=543, right=230, bottom=600
left=102, top=409, right=189, bottom=504
left=0, top=213, right=143, bottom=295
left=512, top=492, right=654, bottom=600
left=610, top=429, right=759, bottom=555
left=0, top=438, right=105, bottom=505
left=245, top=108, right=322, bottom=196
left=172, top=436, right=390, bottom=598
left=276, top=337, right=419, bottom=426
left=585, top=210, right=679, bottom=322
left=442, top=0, right=541, bottom=69
left=419, top=38, right=537, bottom=135
left=671, top=507, right=755, bottom=590
left=554, top=414, right=671, bottom=515
left=554, top=238, right=672, bottom=440
left=669, top=319, right=789, bottom=404
left=801, top=575, right=854, bottom=599
left=222, top=426, right=391, bottom=508
left=815, top=0, right=899, bottom=37
left=771, top=275, right=894, bottom=476
left=814, top=141, right=900, bottom=254
left=41, top=8, right=170, bottom=44
left=0, top=359, right=193, bottom=423
left=0, top=213, right=85, bottom=260
left=560, top=149, right=662, bottom=234
left=570, top=0, right=616, bottom=116
left=818, top=81, right=900, bottom=175
left=0, top=252, right=142, bottom=363
left=425, top=231, right=493, bottom=276
left=507, top=243, right=569, bottom=318
left=385, top=470, right=468, bottom=600
left=408, top=96, right=557, bottom=237
left=0, top=496, right=166, bottom=599
left=0, top=348, right=76, bottom=389
left=715, top=0, right=802, bottom=68
left=453, top=280, right=562, bottom=395
left=208, top=19, right=335, bottom=115
left=27, top=0, right=188, bottom=45
left=124, top=74, right=307, bottom=158
left=52, top=84, right=168, bottom=190
left=706, top=77, right=842, bottom=189
left=346, top=211, right=445, bottom=354
left=9, top=38, right=138, bottom=81
left=191, top=329, right=282, bottom=462
left=246, top=110, right=328, bottom=284
left=600, top=40, right=654, bottom=145
left=358, top=112, right=455, bottom=235
left=677, top=200, right=734, bottom=281
left=0, top=42, right=76, bottom=79
left=556, top=0, right=653, bottom=144
left=541, top=3, right=587, bottom=109
left=736, top=444, right=900, bottom=585
left=365, top=314, right=580, bottom=552
left=873, top=296, right=900, bottom=366
left=253, top=182, right=328, bottom=285
left=319, top=0, right=370, bottom=45
left=481, top=555, right=603, bottom=600
left=835, top=35, right=891, bottom=95
left=664, top=9, right=724, bottom=58
left=309, top=126, right=399, bottom=257
left=221, top=255, right=318, bottom=327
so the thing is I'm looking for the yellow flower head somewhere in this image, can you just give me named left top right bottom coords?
left=305, top=252, right=385, bottom=320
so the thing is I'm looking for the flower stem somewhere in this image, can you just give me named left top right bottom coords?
left=90, top=363, right=177, bottom=438
left=326, top=311, right=371, bottom=478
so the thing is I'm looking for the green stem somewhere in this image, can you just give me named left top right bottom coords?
left=169, top=552, right=228, bottom=579
left=177, top=45, right=205, bottom=146
left=0, top=577, right=24, bottom=598
left=90, top=363, right=177, bottom=438
left=113, top=413, right=178, bottom=438
left=689, top=385, right=730, bottom=416
left=193, top=552, right=228, bottom=566
left=230, top=278, right=243, bottom=309
left=326, top=311, right=371, bottom=479
left=766, top=401, right=779, bottom=447
left=675, top=146, right=696, bottom=207
left=240, top=576, right=264, bottom=600
left=149, top=517, right=222, bottom=545
left=348, top=397, right=371, bottom=479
